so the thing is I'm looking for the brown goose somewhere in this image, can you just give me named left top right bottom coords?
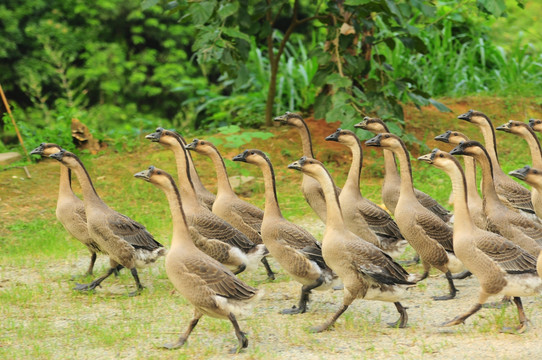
left=458, top=110, right=536, bottom=218
left=509, top=166, right=542, bottom=220
left=185, top=138, right=275, bottom=280
left=146, top=128, right=266, bottom=274
left=418, top=149, right=541, bottom=332
left=288, top=156, right=414, bottom=331
left=273, top=112, right=341, bottom=222
left=354, top=117, right=452, bottom=223
left=30, top=143, right=103, bottom=276
left=233, top=149, right=339, bottom=314
left=434, top=131, right=487, bottom=230
left=497, top=120, right=542, bottom=221
left=324, top=129, right=407, bottom=258
left=366, top=134, right=463, bottom=300
left=447, top=141, right=542, bottom=257
left=134, top=166, right=261, bottom=352
left=49, top=150, right=165, bottom=295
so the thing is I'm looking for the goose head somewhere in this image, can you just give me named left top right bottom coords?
left=496, top=120, right=533, bottom=136
left=145, top=127, right=183, bottom=147
left=529, top=119, right=542, bottom=133
left=457, top=110, right=491, bottom=126
left=287, top=156, right=326, bottom=177
left=449, top=140, right=487, bottom=160
left=232, top=149, right=269, bottom=166
left=273, top=112, right=304, bottom=127
left=354, top=117, right=388, bottom=134
left=418, top=148, right=460, bottom=172
left=48, top=149, right=81, bottom=169
left=434, top=130, right=470, bottom=146
left=184, top=138, right=217, bottom=156
left=365, top=133, right=402, bottom=150
left=509, top=166, right=542, bottom=186
left=325, top=128, right=358, bottom=147
left=134, top=165, right=176, bottom=187
left=30, top=143, right=63, bottom=156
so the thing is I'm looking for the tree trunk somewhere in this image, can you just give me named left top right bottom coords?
left=264, top=61, right=278, bottom=127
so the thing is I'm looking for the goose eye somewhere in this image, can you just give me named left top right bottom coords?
left=453, top=133, right=458, bottom=136
left=534, top=170, right=538, bottom=174
left=200, top=141, right=205, bottom=145
left=384, top=134, right=390, bottom=138
left=250, top=152, right=254, bottom=155
left=439, top=154, right=444, bottom=158
left=156, top=170, right=162, bottom=175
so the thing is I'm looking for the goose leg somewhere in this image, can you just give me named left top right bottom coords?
left=501, top=297, right=529, bottom=334
left=261, top=257, right=276, bottom=281
left=228, top=313, right=248, bottom=354
left=74, top=266, right=118, bottom=291
left=441, top=303, right=482, bottom=326
left=128, top=268, right=145, bottom=296
left=281, top=276, right=324, bottom=315
left=388, top=302, right=408, bottom=328
left=86, top=252, right=97, bottom=276
left=451, top=270, right=472, bottom=280
left=432, top=271, right=457, bottom=301
left=162, top=310, right=202, bottom=349
left=310, top=304, right=349, bottom=333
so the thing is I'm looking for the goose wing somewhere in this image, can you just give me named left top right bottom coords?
left=414, top=211, right=454, bottom=252
left=476, top=232, right=538, bottom=274
left=107, top=212, right=163, bottom=250
left=348, top=239, right=413, bottom=285
left=275, top=222, right=319, bottom=250
left=356, top=200, right=403, bottom=239
left=232, top=201, right=263, bottom=232
left=497, top=180, right=535, bottom=214
left=192, top=211, right=255, bottom=252
left=184, top=257, right=258, bottom=300
left=414, top=189, right=452, bottom=222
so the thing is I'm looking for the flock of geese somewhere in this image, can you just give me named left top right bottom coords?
left=30, top=110, right=542, bottom=353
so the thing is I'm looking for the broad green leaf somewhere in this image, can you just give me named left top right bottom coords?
left=344, top=0, right=371, bottom=5
left=478, top=0, right=506, bottom=17
left=429, top=98, right=452, bottom=113
left=326, top=73, right=352, bottom=88
left=218, top=2, right=239, bottom=19
left=189, top=0, right=216, bottom=25
left=222, top=27, right=250, bottom=42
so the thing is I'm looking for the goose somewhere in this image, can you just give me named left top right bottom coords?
left=288, top=156, right=414, bottom=331
left=185, top=139, right=275, bottom=280
left=146, top=128, right=266, bottom=274
left=509, top=166, right=542, bottom=220
left=447, top=141, right=542, bottom=257
left=354, top=117, right=452, bottom=223
left=273, top=112, right=341, bottom=222
left=233, top=149, right=339, bottom=314
left=324, top=128, right=407, bottom=258
left=30, top=143, right=104, bottom=277
left=366, top=133, right=463, bottom=300
left=181, top=134, right=216, bottom=211
left=496, top=120, right=542, bottom=221
left=434, top=131, right=487, bottom=230
left=418, top=149, right=541, bottom=333
left=134, top=166, right=261, bottom=352
left=458, top=110, right=536, bottom=219
left=48, top=150, right=165, bottom=295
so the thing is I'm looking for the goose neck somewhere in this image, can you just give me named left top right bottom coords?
left=521, top=131, right=542, bottom=168
left=295, top=123, right=315, bottom=157
left=162, top=179, right=195, bottom=249
left=58, top=165, right=75, bottom=198
left=344, top=140, right=362, bottom=191
left=447, top=163, right=475, bottom=231
left=473, top=151, right=501, bottom=205
left=170, top=144, right=200, bottom=209
left=257, top=159, right=283, bottom=219
left=207, top=148, right=235, bottom=196
left=390, top=145, right=417, bottom=200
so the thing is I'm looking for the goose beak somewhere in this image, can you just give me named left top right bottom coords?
left=509, top=166, right=530, bottom=181
left=365, top=135, right=382, bottom=147
left=354, top=118, right=369, bottom=129
left=434, top=131, right=451, bottom=143
left=232, top=151, right=248, bottom=162
left=145, top=128, right=164, bottom=142
left=449, top=145, right=464, bottom=156
left=417, top=153, right=433, bottom=163
left=325, top=130, right=341, bottom=142
left=457, top=110, right=473, bottom=121
left=529, top=119, right=536, bottom=128
left=134, top=167, right=154, bottom=181
left=273, top=113, right=289, bottom=124
left=496, top=123, right=511, bottom=132
left=30, top=144, right=45, bottom=155
left=287, top=160, right=302, bottom=171
left=49, top=151, right=65, bottom=161
left=184, top=139, right=198, bottom=150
